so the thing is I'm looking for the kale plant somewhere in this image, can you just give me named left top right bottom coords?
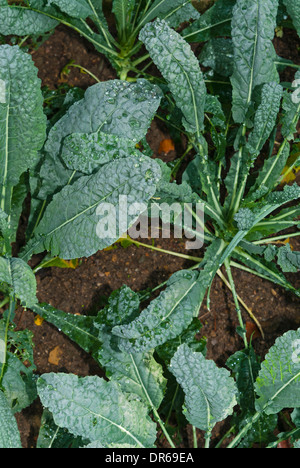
left=0, top=0, right=300, bottom=449
left=0, top=0, right=201, bottom=79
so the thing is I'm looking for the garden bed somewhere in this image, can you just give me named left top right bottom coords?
left=0, top=0, right=300, bottom=450
left=7, top=22, right=299, bottom=447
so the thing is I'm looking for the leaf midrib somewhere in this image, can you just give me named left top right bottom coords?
left=45, top=382, right=145, bottom=447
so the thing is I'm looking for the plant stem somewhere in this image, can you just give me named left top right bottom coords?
left=18, top=35, right=29, bottom=47
left=171, top=144, right=193, bottom=178
left=205, top=430, right=212, bottom=448
left=128, top=239, right=256, bottom=323
left=266, top=427, right=300, bottom=448
left=132, top=53, right=150, bottom=67
left=0, top=297, right=9, bottom=309
left=65, top=63, right=101, bottom=83
left=215, top=426, right=236, bottom=448
left=127, top=237, right=204, bottom=263
left=0, top=296, right=16, bottom=385
left=224, top=259, right=248, bottom=348
left=153, top=408, right=176, bottom=448
left=217, top=268, right=264, bottom=339
left=192, top=426, right=198, bottom=448
left=227, top=412, right=261, bottom=448
left=253, top=231, right=300, bottom=244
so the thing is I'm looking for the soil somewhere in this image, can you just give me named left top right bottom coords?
left=2, top=17, right=300, bottom=448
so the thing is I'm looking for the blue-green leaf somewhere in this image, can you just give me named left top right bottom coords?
left=22, top=155, right=161, bottom=260
left=0, top=45, right=46, bottom=203
left=170, top=344, right=237, bottom=432
left=45, top=80, right=162, bottom=160
left=45, top=0, right=93, bottom=18
left=0, top=390, right=22, bottom=448
left=230, top=0, right=279, bottom=123
left=140, top=18, right=206, bottom=135
left=0, top=257, right=37, bottom=307
left=0, top=4, right=58, bottom=35
left=255, top=328, right=300, bottom=414
left=37, top=373, right=157, bottom=447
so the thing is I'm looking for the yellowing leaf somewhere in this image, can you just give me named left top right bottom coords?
left=43, top=257, right=81, bottom=269
left=34, top=315, right=44, bottom=326
left=281, top=144, right=300, bottom=184
left=281, top=166, right=300, bottom=184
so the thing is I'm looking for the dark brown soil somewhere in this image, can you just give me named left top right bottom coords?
left=2, top=20, right=299, bottom=448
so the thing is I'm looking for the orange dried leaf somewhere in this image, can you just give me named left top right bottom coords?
left=48, top=346, right=63, bottom=366
left=158, top=138, right=175, bottom=154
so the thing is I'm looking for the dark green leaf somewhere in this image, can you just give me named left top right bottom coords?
left=182, top=0, right=235, bottom=43
left=140, top=19, right=206, bottom=135
left=230, top=0, right=279, bottom=123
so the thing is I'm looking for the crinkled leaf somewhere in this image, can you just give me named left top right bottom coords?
left=45, top=0, right=93, bottom=18
left=140, top=18, right=206, bottom=135
left=96, top=285, right=140, bottom=329
left=266, top=183, right=300, bottom=206
left=0, top=45, right=46, bottom=197
left=61, top=131, right=138, bottom=174
left=246, top=205, right=300, bottom=242
left=234, top=208, right=256, bottom=231
left=37, top=151, right=83, bottom=201
left=112, top=270, right=203, bottom=353
left=37, top=409, right=86, bottom=448
left=156, top=317, right=206, bottom=364
left=0, top=390, right=22, bottom=448
left=22, top=155, right=161, bottom=260
left=45, top=80, right=162, bottom=160
left=113, top=0, right=136, bottom=35
left=98, top=333, right=166, bottom=410
left=37, top=373, right=157, bottom=447
left=170, top=344, right=237, bottom=432
left=0, top=322, right=36, bottom=413
left=230, top=0, right=279, bottom=123
left=0, top=4, right=58, bottom=35
left=2, top=353, right=37, bottom=414
left=138, top=0, right=199, bottom=29
left=95, top=286, right=166, bottom=410
left=246, top=82, right=283, bottom=166
left=113, top=240, right=224, bottom=353
left=199, top=38, right=234, bottom=78
left=0, top=257, right=37, bottom=307
left=247, top=144, right=290, bottom=201
left=277, top=244, right=300, bottom=273
left=183, top=0, right=235, bottom=42
left=226, top=347, right=277, bottom=448
left=255, top=328, right=300, bottom=414
left=227, top=348, right=261, bottom=412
